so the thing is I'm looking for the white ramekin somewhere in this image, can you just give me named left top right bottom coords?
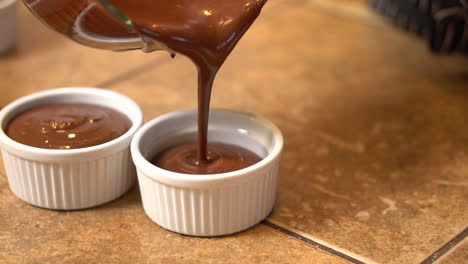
left=0, top=0, right=16, bottom=55
left=131, top=109, right=283, bottom=236
left=0, top=87, right=143, bottom=210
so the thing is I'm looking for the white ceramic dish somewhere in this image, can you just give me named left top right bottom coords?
left=131, top=109, right=283, bottom=236
left=0, top=87, right=143, bottom=210
left=0, top=0, right=16, bottom=55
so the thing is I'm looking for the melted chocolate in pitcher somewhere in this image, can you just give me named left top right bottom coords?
left=108, top=0, right=266, bottom=174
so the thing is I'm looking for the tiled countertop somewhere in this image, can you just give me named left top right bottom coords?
left=1, top=1, right=467, bottom=263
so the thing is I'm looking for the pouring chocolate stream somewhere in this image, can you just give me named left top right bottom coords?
left=107, top=0, right=266, bottom=165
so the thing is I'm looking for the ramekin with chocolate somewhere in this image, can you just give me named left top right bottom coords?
left=0, top=88, right=143, bottom=210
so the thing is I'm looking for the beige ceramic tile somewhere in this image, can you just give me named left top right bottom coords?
left=281, top=0, right=367, bottom=5
left=435, top=238, right=468, bottom=264
left=279, top=0, right=381, bottom=26
left=110, top=2, right=468, bottom=264
left=0, top=174, right=349, bottom=264
left=0, top=4, right=161, bottom=107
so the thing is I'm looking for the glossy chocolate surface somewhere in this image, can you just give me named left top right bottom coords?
left=6, top=103, right=131, bottom=149
left=151, top=142, right=262, bottom=174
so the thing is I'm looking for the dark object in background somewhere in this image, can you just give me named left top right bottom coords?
left=370, top=0, right=467, bottom=55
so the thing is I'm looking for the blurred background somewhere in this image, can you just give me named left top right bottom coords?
left=0, top=0, right=466, bottom=108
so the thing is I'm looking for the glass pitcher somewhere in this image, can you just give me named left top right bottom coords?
left=21, top=0, right=160, bottom=52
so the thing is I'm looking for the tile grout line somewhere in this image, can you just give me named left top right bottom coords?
left=95, top=54, right=172, bottom=89
left=431, top=236, right=468, bottom=264
left=262, top=219, right=377, bottom=264
left=420, top=226, right=468, bottom=264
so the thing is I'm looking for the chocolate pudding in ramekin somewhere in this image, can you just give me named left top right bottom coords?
left=0, top=88, right=143, bottom=210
